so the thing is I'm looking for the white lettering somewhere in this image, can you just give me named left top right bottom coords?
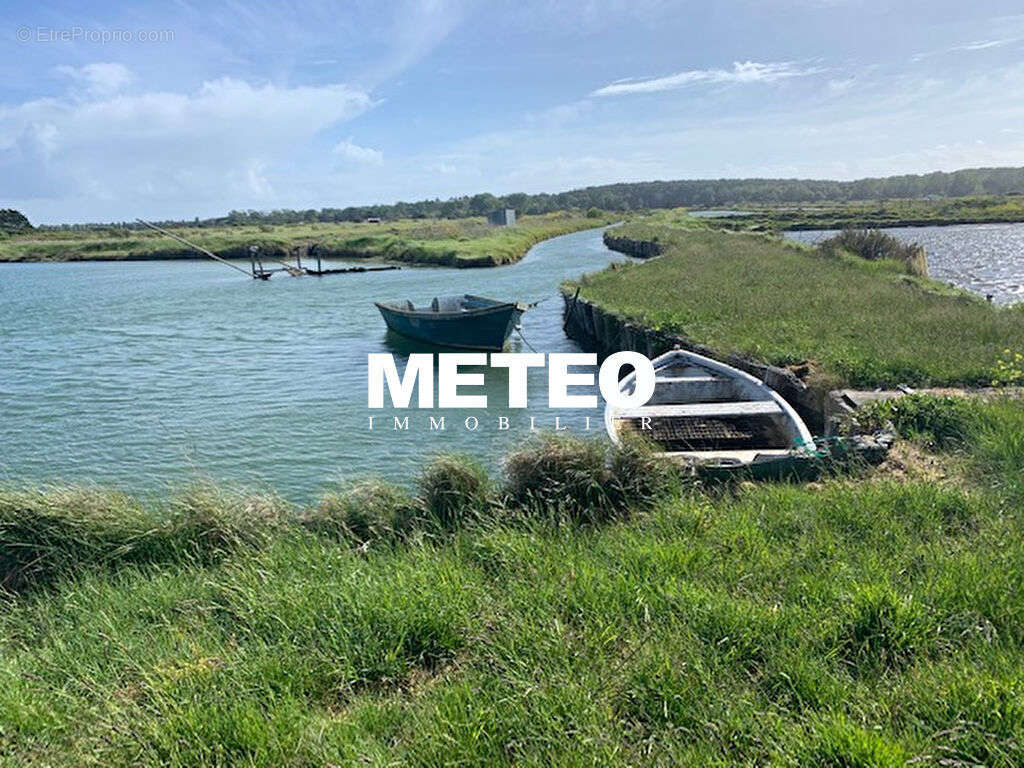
left=490, top=352, right=545, bottom=407
left=438, top=354, right=488, bottom=408
left=368, top=354, right=433, bottom=408
left=548, top=353, right=598, bottom=408
left=599, top=352, right=656, bottom=409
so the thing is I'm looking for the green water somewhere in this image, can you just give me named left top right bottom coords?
left=0, top=227, right=629, bottom=500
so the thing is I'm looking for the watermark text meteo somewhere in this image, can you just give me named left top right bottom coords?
left=367, top=352, right=655, bottom=409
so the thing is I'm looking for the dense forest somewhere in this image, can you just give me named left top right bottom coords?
left=33, top=166, right=1024, bottom=230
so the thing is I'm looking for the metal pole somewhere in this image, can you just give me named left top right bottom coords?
left=135, top=218, right=255, bottom=277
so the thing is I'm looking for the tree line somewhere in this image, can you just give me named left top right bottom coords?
left=29, top=166, right=1024, bottom=231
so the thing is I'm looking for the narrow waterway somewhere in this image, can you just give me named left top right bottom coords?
left=0, top=227, right=630, bottom=500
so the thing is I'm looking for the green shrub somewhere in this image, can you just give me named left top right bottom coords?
left=854, top=394, right=976, bottom=449
left=607, top=431, right=681, bottom=507
left=992, top=348, right=1024, bottom=387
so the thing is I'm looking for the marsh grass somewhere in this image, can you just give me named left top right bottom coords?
left=1, top=401, right=1023, bottom=765
left=0, top=213, right=608, bottom=267
left=300, top=480, right=420, bottom=545
left=715, top=194, right=1024, bottom=231
left=502, top=433, right=680, bottom=523
left=571, top=225, right=1024, bottom=388
left=0, top=483, right=286, bottom=593
left=819, top=227, right=929, bottom=276
left=417, top=453, right=494, bottom=531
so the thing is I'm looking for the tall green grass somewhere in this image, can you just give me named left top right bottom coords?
left=1, top=400, right=1023, bottom=765
left=819, top=228, right=929, bottom=277
left=571, top=225, right=1024, bottom=388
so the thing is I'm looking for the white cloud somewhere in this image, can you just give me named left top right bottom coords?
left=592, top=61, right=822, bottom=97
left=368, top=0, right=470, bottom=85
left=913, top=37, right=1021, bottom=61
left=827, top=77, right=856, bottom=94
left=426, top=161, right=458, bottom=175
left=0, top=78, right=375, bottom=218
left=950, top=38, right=1018, bottom=52
left=55, top=62, right=136, bottom=96
left=333, top=138, right=384, bottom=164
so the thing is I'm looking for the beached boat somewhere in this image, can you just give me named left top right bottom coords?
left=375, top=294, right=528, bottom=351
left=605, top=349, right=814, bottom=471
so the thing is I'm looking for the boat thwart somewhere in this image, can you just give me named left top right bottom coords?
left=605, top=349, right=814, bottom=470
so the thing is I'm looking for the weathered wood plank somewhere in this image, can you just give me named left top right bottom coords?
left=615, top=401, right=783, bottom=419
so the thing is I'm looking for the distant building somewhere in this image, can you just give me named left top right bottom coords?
left=487, top=208, right=516, bottom=227
left=364, top=217, right=382, bottom=223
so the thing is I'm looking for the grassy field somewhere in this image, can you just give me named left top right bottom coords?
left=1, top=397, right=1023, bottom=765
left=575, top=223, right=1024, bottom=388
left=0, top=213, right=609, bottom=268
left=706, top=194, right=1024, bottom=231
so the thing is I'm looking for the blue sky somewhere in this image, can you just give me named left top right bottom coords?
left=3, top=0, right=1024, bottom=223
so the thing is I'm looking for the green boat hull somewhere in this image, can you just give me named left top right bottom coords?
left=375, top=295, right=526, bottom=351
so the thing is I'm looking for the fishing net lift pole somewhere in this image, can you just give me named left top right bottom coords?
left=135, top=218, right=270, bottom=279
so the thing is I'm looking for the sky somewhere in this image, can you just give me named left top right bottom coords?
left=3, top=0, right=1024, bottom=223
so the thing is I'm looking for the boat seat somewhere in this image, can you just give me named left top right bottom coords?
left=430, top=296, right=466, bottom=312
left=654, top=375, right=721, bottom=384
left=615, top=401, right=784, bottom=419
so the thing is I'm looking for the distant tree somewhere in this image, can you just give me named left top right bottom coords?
left=468, top=193, right=499, bottom=216
left=0, top=209, right=32, bottom=233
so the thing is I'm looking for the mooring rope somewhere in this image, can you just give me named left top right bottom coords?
left=514, top=326, right=539, bottom=353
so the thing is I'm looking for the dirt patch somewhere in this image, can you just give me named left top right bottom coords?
left=871, top=440, right=966, bottom=485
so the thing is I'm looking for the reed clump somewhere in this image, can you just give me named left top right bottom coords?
left=300, top=480, right=420, bottom=544
left=503, top=433, right=679, bottom=522
left=417, top=453, right=494, bottom=531
left=0, top=483, right=287, bottom=593
left=818, top=228, right=929, bottom=277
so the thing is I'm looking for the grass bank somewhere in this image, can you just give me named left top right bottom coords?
left=572, top=223, right=1024, bottom=388
left=1, top=398, right=1023, bottom=765
left=708, top=194, right=1024, bottom=231
left=0, top=213, right=609, bottom=268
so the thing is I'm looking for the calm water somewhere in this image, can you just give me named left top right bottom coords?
left=0, top=227, right=631, bottom=500
left=785, top=223, right=1024, bottom=305
left=689, top=210, right=753, bottom=218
